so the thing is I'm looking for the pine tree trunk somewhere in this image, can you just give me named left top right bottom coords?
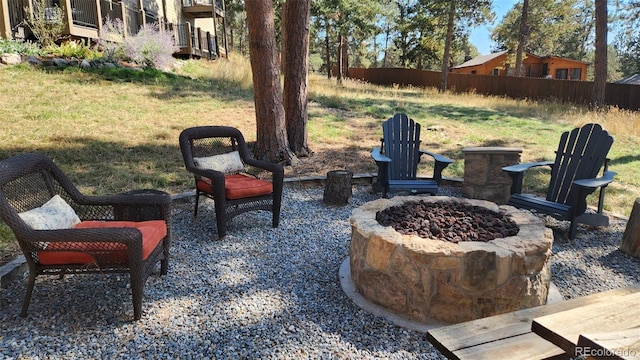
left=283, top=0, right=311, bottom=156
left=341, top=34, right=349, bottom=78
left=325, top=17, right=331, bottom=79
left=280, top=4, right=287, bottom=73
left=440, top=0, right=457, bottom=93
left=383, top=25, right=390, bottom=67
left=515, top=0, right=529, bottom=77
left=337, top=34, right=343, bottom=84
left=591, top=0, right=607, bottom=109
left=245, top=0, right=296, bottom=164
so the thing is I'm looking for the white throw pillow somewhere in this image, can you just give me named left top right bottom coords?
left=194, top=151, right=244, bottom=174
left=18, top=195, right=81, bottom=230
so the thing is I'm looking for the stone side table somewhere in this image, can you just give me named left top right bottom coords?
left=463, top=147, right=522, bottom=205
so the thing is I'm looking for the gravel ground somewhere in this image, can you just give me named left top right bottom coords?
left=0, top=185, right=638, bottom=359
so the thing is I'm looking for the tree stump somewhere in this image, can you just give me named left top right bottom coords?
left=621, top=198, right=640, bottom=258
left=323, top=170, right=353, bottom=206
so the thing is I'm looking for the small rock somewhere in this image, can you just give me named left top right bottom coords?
left=27, top=56, right=42, bottom=65
left=1, top=53, right=21, bottom=65
left=53, top=58, right=69, bottom=67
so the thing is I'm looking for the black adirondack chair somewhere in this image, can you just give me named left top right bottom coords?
left=371, top=113, right=453, bottom=197
left=502, top=123, right=616, bottom=239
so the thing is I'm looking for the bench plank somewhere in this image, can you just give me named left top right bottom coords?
left=427, top=285, right=640, bottom=360
left=532, top=291, right=640, bottom=355
left=577, top=329, right=640, bottom=360
left=454, top=333, right=566, bottom=360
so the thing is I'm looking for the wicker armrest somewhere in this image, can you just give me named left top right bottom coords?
left=78, top=193, right=171, bottom=208
left=243, top=157, right=284, bottom=176
left=76, top=194, right=172, bottom=222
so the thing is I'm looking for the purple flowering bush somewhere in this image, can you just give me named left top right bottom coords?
left=123, top=24, right=178, bottom=70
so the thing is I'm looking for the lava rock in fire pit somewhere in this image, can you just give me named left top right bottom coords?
left=375, top=200, right=519, bottom=243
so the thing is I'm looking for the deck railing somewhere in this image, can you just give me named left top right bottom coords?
left=123, top=4, right=140, bottom=34
left=143, top=9, right=156, bottom=26
left=69, top=0, right=98, bottom=28
left=6, top=0, right=26, bottom=31
left=170, top=22, right=188, bottom=47
left=168, top=22, right=219, bottom=59
left=181, top=0, right=223, bottom=11
left=99, top=0, right=120, bottom=24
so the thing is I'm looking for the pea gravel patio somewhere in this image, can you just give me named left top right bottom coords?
left=0, top=185, right=638, bottom=359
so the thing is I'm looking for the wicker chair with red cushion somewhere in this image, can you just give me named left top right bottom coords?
left=179, top=126, right=284, bottom=239
left=0, top=153, right=172, bottom=320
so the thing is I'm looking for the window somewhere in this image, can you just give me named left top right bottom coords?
left=555, top=69, right=568, bottom=80
left=492, top=68, right=499, bottom=76
left=570, top=68, right=582, bottom=80
left=471, top=70, right=477, bottom=74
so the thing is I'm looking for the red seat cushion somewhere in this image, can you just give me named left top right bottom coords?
left=196, top=174, right=273, bottom=200
left=37, top=220, right=167, bottom=265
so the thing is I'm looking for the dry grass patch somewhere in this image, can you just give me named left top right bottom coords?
left=1, top=59, right=640, bottom=265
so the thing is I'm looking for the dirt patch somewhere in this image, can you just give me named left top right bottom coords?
left=284, top=147, right=378, bottom=178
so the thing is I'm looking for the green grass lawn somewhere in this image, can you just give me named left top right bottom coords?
left=1, top=57, right=640, bottom=258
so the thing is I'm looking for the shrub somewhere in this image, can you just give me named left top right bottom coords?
left=0, top=39, right=44, bottom=56
left=123, top=23, right=177, bottom=70
left=23, top=0, right=65, bottom=47
left=46, top=40, right=101, bottom=59
left=97, top=17, right=125, bottom=63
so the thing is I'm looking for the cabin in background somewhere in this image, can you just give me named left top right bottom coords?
left=452, top=50, right=588, bottom=81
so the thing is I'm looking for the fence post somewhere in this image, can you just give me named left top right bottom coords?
left=197, top=27, right=203, bottom=57
left=206, top=31, right=212, bottom=59
left=62, top=0, right=73, bottom=35
left=120, top=3, right=128, bottom=38
left=0, top=0, right=10, bottom=39
left=171, top=23, right=178, bottom=47
left=137, top=0, right=145, bottom=27
left=94, top=0, right=103, bottom=37
left=185, top=22, right=192, bottom=59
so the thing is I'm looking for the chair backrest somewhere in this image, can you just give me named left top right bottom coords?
left=547, top=123, right=614, bottom=206
left=183, top=128, right=240, bottom=157
left=179, top=126, right=249, bottom=169
left=0, top=154, right=83, bottom=240
left=381, top=113, right=422, bottom=180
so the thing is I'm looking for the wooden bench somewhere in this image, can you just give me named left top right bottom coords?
left=426, top=286, right=640, bottom=360
left=532, top=290, right=640, bottom=358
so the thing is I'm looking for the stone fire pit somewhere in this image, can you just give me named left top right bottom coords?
left=348, top=196, right=553, bottom=324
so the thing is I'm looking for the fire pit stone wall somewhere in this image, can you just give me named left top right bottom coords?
left=349, top=196, right=553, bottom=324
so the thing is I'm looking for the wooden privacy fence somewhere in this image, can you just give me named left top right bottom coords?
left=348, top=68, right=640, bottom=111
